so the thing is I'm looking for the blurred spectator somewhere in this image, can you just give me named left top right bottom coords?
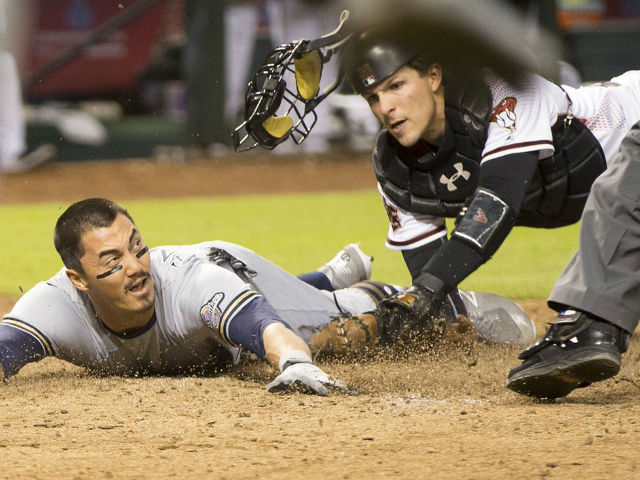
left=224, top=0, right=275, bottom=133
left=0, top=0, right=54, bottom=173
left=183, top=0, right=227, bottom=152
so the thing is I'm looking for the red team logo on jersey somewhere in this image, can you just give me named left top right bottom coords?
left=383, top=199, right=402, bottom=231
left=490, top=97, right=517, bottom=135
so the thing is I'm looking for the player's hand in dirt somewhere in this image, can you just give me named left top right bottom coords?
left=376, top=284, right=447, bottom=346
left=266, top=363, right=346, bottom=396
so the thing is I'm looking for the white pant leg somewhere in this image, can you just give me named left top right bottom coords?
left=326, top=288, right=378, bottom=315
left=224, top=3, right=259, bottom=125
left=611, top=70, right=640, bottom=121
left=0, top=51, right=25, bottom=165
left=269, top=0, right=345, bottom=151
left=598, top=72, right=640, bottom=162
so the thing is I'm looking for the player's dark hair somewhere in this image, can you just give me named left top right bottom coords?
left=408, top=54, right=447, bottom=86
left=408, top=55, right=433, bottom=76
left=54, top=198, right=135, bottom=273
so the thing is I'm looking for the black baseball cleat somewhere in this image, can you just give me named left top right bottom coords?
left=506, top=310, right=630, bottom=399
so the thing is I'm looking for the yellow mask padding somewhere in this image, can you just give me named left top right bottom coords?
left=262, top=116, right=294, bottom=138
left=294, top=51, right=322, bottom=101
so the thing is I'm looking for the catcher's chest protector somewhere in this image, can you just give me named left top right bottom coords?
left=373, top=77, right=490, bottom=217
left=374, top=76, right=606, bottom=227
left=517, top=117, right=606, bottom=228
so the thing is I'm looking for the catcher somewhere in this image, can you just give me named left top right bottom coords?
left=231, top=7, right=640, bottom=364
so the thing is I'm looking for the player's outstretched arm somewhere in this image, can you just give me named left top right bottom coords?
left=221, top=292, right=346, bottom=395
left=263, top=323, right=346, bottom=396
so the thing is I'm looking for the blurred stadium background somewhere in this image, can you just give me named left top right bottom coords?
left=1, top=0, right=638, bottom=300
left=8, top=0, right=640, bottom=163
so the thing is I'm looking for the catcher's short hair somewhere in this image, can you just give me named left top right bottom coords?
left=54, top=198, right=135, bottom=273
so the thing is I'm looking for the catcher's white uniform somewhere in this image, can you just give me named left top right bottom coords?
left=383, top=70, right=640, bottom=250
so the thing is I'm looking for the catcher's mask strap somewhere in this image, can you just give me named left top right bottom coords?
left=305, top=9, right=352, bottom=52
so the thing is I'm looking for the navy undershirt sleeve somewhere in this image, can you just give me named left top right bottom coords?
left=226, top=296, right=294, bottom=359
left=297, top=272, right=334, bottom=291
left=416, top=151, right=539, bottom=291
left=478, top=151, right=539, bottom=215
left=0, top=323, right=49, bottom=379
left=402, top=237, right=447, bottom=282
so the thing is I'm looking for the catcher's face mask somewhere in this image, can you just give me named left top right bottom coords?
left=233, top=11, right=351, bottom=152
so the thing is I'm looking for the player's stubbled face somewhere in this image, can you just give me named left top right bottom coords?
left=79, top=214, right=155, bottom=316
left=363, top=66, right=440, bottom=147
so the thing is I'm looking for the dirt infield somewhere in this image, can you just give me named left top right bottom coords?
left=2, top=155, right=639, bottom=479
left=0, top=152, right=376, bottom=204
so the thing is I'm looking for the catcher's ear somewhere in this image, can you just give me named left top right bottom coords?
left=427, top=63, right=443, bottom=92
left=66, top=269, right=89, bottom=291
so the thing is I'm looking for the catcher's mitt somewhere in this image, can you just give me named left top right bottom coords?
left=309, top=312, right=380, bottom=358
left=376, top=284, right=447, bottom=346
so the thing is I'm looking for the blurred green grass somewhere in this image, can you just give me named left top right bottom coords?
left=0, top=191, right=579, bottom=299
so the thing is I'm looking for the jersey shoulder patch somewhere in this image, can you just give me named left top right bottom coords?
left=200, top=292, right=225, bottom=329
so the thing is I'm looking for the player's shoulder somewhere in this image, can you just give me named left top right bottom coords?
left=5, top=267, right=89, bottom=329
left=150, top=243, right=209, bottom=266
left=484, top=70, right=556, bottom=99
left=37, top=267, right=81, bottom=305
left=149, top=241, right=247, bottom=287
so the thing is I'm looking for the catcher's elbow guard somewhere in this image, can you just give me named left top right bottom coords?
left=452, top=188, right=516, bottom=260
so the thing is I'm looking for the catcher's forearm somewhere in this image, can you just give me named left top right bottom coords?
left=402, top=237, right=446, bottom=282
left=418, top=187, right=518, bottom=291
left=415, top=237, right=484, bottom=291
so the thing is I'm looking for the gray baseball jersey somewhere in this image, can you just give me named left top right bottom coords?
left=0, top=241, right=537, bottom=379
left=0, top=241, right=380, bottom=378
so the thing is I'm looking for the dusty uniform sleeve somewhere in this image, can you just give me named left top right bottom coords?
left=164, top=252, right=293, bottom=360
left=0, top=281, right=64, bottom=379
left=0, top=320, right=53, bottom=379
